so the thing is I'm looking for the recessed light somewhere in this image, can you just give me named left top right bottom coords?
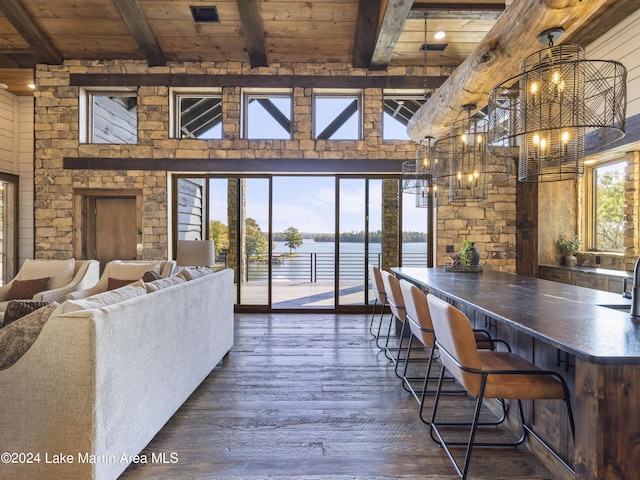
left=28, top=83, right=36, bottom=89
left=434, top=31, right=446, bottom=40
left=190, top=6, right=220, bottom=23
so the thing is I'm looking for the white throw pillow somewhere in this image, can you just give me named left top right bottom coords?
left=19, top=259, right=75, bottom=290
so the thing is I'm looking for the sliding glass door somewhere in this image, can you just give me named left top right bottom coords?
left=174, top=174, right=427, bottom=311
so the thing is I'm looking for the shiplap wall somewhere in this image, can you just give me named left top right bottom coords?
left=587, top=7, right=640, bottom=118
left=0, top=90, right=35, bottom=269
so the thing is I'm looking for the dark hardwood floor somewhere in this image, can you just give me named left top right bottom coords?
left=120, top=313, right=558, bottom=479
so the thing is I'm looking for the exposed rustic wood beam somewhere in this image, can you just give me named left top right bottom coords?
left=566, top=0, right=640, bottom=46
left=0, top=52, right=40, bottom=68
left=407, top=0, right=622, bottom=142
left=236, top=0, right=268, bottom=68
left=112, top=0, right=166, bottom=66
left=0, top=0, right=63, bottom=64
left=352, top=0, right=382, bottom=69
left=70, top=73, right=448, bottom=90
left=409, top=2, right=505, bottom=20
left=370, top=0, right=415, bottom=71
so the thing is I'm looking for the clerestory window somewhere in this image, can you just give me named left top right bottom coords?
left=79, top=88, right=138, bottom=144
left=243, top=90, right=292, bottom=140
left=313, top=91, right=362, bottom=140
left=383, top=94, right=425, bottom=141
left=173, top=92, right=222, bottom=139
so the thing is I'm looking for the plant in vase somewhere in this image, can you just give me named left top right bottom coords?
left=558, top=235, right=581, bottom=266
left=459, top=240, right=474, bottom=266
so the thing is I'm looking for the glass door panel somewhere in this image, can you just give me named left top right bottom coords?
left=271, top=176, right=335, bottom=308
left=366, top=180, right=383, bottom=305
left=240, top=178, right=270, bottom=306
left=338, top=178, right=367, bottom=306
left=402, top=190, right=429, bottom=267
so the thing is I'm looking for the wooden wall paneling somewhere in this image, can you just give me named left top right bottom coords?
left=516, top=181, right=538, bottom=277
left=575, top=361, right=640, bottom=480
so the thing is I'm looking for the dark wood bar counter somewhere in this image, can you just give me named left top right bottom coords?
left=393, top=267, right=640, bottom=480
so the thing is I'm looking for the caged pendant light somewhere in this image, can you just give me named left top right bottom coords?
left=401, top=13, right=439, bottom=208
left=488, top=28, right=627, bottom=182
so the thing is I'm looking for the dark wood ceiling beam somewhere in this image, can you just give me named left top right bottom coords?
left=566, top=0, right=640, bottom=46
left=70, top=73, right=448, bottom=90
left=352, top=0, right=382, bottom=69
left=236, top=0, right=268, bottom=68
left=369, top=0, right=415, bottom=71
left=0, top=0, right=63, bottom=64
left=112, top=0, right=166, bottom=66
left=0, top=52, right=40, bottom=68
left=409, top=3, right=505, bottom=20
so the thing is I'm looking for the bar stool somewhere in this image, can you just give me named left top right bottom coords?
left=399, top=280, right=494, bottom=423
left=426, top=294, right=575, bottom=480
left=367, top=265, right=388, bottom=346
left=398, top=279, right=437, bottom=402
left=380, top=270, right=408, bottom=369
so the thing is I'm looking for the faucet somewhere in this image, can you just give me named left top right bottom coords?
left=631, top=256, right=640, bottom=317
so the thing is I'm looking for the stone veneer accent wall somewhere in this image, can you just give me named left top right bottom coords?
left=33, top=59, right=516, bottom=272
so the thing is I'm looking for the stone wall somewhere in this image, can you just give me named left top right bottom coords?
left=33, top=59, right=516, bottom=271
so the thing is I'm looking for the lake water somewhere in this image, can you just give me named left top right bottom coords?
left=247, top=240, right=427, bottom=282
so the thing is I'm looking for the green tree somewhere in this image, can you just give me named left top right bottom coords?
left=209, top=220, right=229, bottom=254
left=245, top=218, right=268, bottom=257
left=596, top=170, right=625, bottom=250
left=283, top=226, right=303, bottom=253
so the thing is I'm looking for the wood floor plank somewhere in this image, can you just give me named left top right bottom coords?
left=119, top=313, right=559, bottom=479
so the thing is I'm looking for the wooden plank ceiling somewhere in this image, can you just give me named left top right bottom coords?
left=0, top=0, right=636, bottom=138
left=0, top=0, right=505, bottom=96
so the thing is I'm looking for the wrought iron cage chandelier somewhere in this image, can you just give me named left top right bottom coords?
left=487, top=28, right=627, bottom=182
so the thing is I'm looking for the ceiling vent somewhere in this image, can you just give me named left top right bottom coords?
left=421, top=43, right=448, bottom=52
left=190, top=6, right=220, bottom=23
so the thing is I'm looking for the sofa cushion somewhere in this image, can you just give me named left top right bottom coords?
left=145, top=275, right=187, bottom=293
left=142, top=270, right=162, bottom=282
left=54, top=280, right=146, bottom=315
left=2, top=300, right=50, bottom=327
left=7, top=277, right=50, bottom=300
left=19, top=258, right=75, bottom=290
left=177, top=267, right=214, bottom=281
left=0, top=303, right=59, bottom=370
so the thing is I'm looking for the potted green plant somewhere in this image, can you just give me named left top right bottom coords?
left=558, top=235, right=581, bottom=266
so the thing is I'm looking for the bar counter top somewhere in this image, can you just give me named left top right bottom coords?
left=392, top=267, right=640, bottom=365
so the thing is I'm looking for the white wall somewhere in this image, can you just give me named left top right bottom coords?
left=0, top=89, right=35, bottom=267
left=587, top=8, right=640, bottom=119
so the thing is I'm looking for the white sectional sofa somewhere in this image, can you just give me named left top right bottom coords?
left=0, top=268, right=234, bottom=480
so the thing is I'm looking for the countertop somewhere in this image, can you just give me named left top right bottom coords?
left=392, top=267, right=640, bottom=365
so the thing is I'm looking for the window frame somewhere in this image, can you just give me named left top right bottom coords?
left=170, top=89, right=223, bottom=140
left=312, top=89, right=363, bottom=141
left=382, top=92, right=425, bottom=141
left=583, top=157, right=627, bottom=252
left=79, top=87, right=138, bottom=144
left=242, top=88, right=293, bottom=140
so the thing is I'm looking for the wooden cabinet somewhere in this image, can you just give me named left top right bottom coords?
left=538, top=265, right=630, bottom=295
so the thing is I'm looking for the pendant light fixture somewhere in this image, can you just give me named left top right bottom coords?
left=401, top=13, right=438, bottom=208
left=445, top=104, right=489, bottom=203
left=488, top=28, right=627, bottom=182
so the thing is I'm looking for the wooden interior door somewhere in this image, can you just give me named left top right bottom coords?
left=87, top=197, right=138, bottom=266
